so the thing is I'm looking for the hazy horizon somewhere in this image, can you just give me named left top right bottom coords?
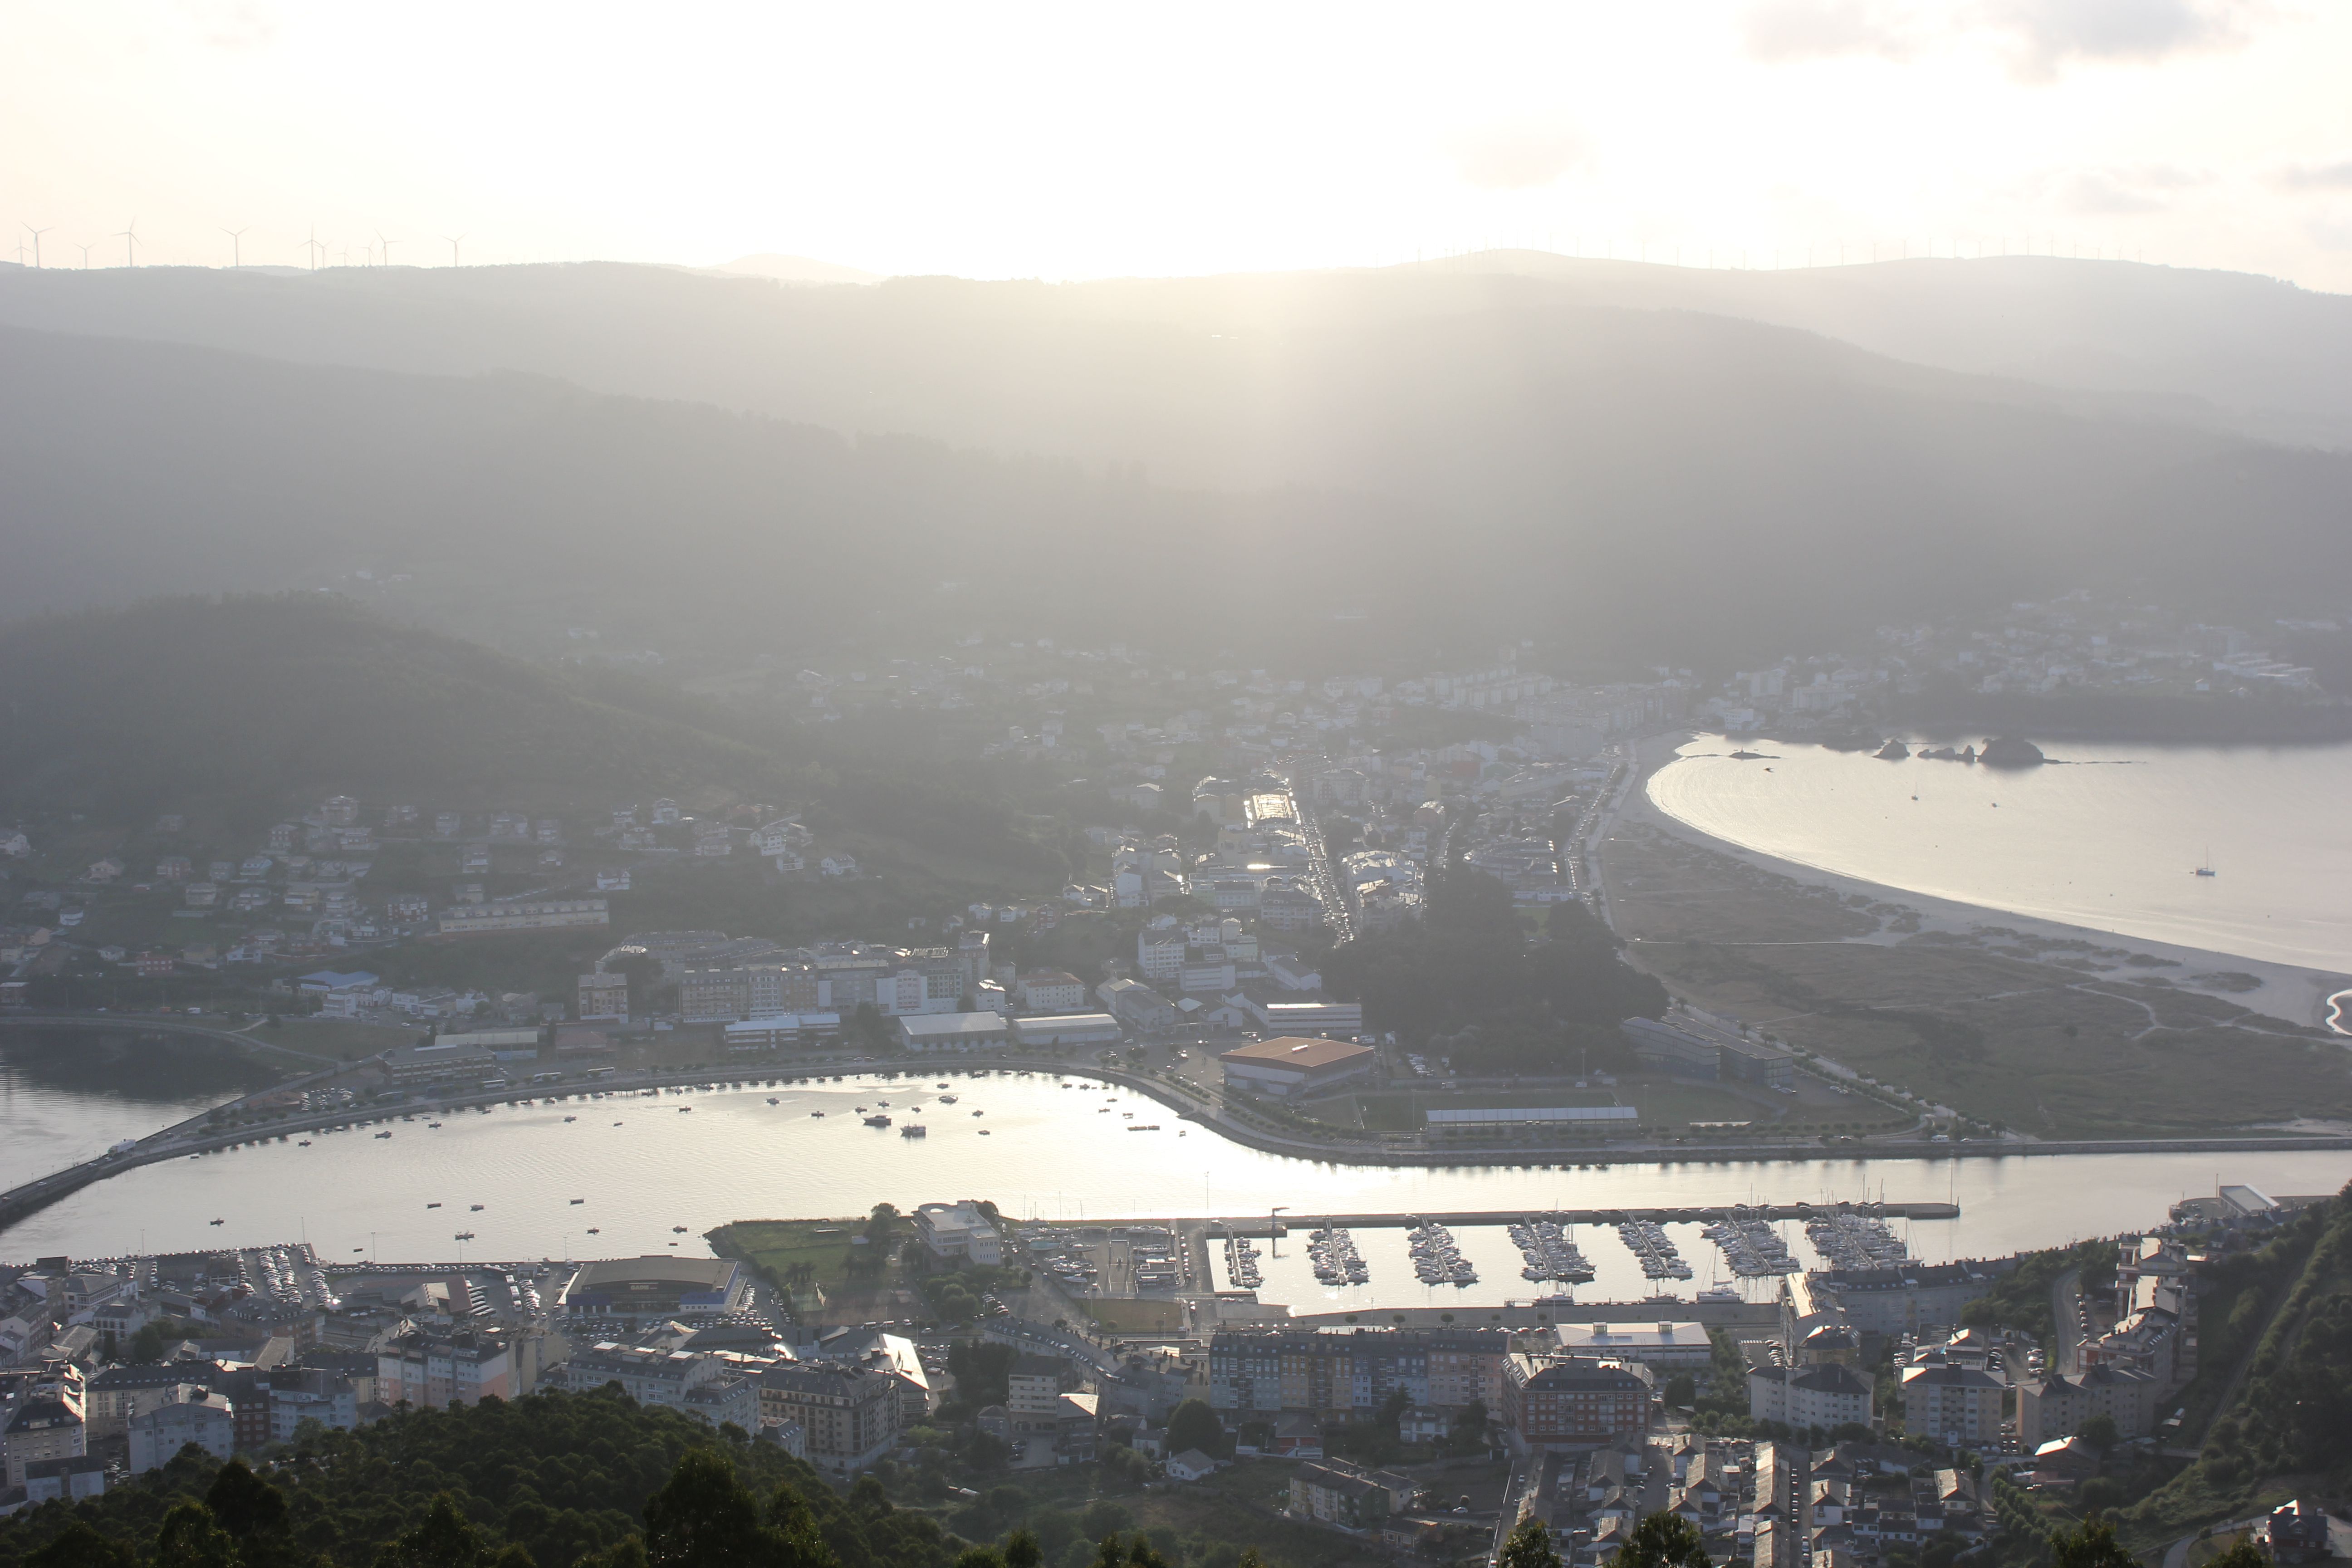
left=6, top=2, right=2352, bottom=289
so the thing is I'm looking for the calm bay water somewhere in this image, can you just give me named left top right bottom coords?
left=4, top=1070, right=2346, bottom=1306
left=0, top=1028, right=264, bottom=1190
left=1646, top=735, right=2352, bottom=975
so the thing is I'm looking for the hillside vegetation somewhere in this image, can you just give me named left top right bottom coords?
left=5, top=273, right=2351, bottom=670
left=2127, top=1189, right=2352, bottom=1544
left=0, top=595, right=1064, bottom=888
left=0, top=1389, right=957, bottom=1568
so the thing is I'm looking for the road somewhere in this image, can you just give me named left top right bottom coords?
left=2051, top=1267, right=2083, bottom=1375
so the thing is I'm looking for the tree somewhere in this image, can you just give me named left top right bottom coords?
left=2207, top=1537, right=2269, bottom=1568
left=1450, top=1399, right=1490, bottom=1450
left=385, top=1496, right=489, bottom=1568
left=206, top=1458, right=291, bottom=1543
left=2049, top=1518, right=2137, bottom=1568
left=866, top=1203, right=901, bottom=1246
left=1165, top=1398, right=1226, bottom=1458
left=26, top=1524, right=140, bottom=1568
left=767, top=1482, right=840, bottom=1568
left=2076, top=1413, right=2118, bottom=1452
left=1499, top=1519, right=1563, bottom=1568
left=154, top=1504, right=240, bottom=1568
left=1615, top=1513, right=1710, bottom=1568
left=1663, top=1373, right=1697, bottom=1409
left=644, top=1449, right=781, bottom=1568
left=1003, top=1530, right=1044, bottom=1568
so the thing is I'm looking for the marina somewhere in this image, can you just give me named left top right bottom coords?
left=4, top=1066, right=2346, bottom=1298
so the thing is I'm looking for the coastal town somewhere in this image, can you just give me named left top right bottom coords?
left=1, top=1174, right=2329, bottom=1568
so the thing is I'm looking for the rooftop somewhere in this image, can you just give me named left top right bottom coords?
left=1219, top=1036, right=1373, bottom=1070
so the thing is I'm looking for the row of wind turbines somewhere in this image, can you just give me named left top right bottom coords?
left=11, top=222, right=470, bottom=270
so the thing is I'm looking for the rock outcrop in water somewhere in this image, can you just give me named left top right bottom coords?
left=1979, top=736, right=2046, bottom=768
left=1875, top=739, right=1911, bottom=760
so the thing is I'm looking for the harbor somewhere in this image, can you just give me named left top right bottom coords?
left=5, top=1062, right=2343, bottom=1292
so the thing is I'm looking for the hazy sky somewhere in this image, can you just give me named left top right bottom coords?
left=5, top=0, right=2351, bottom=289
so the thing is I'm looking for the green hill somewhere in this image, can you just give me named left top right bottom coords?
left=2125, top=1188, right=2352, bottom=1545
left=0, top=1388, right=960, bottom=1568
left=0, top=595, right=1064, bottom=887
left=0, top=595, right=791, bottom=828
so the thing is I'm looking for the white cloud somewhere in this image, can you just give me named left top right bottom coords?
left=1737, top=0, right=2274, bottom=78
left=1447, top=119, right=1591, bottom=191
left=1740, top=0, right=1929, bottom=62
left=180, top=1, right=278, bottom=50
left=1975, top=0, right=2264, bottom=82
left=2276, top=156, right=2352, bottom=191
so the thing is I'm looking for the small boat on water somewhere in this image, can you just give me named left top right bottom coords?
left=978, top=1129, right=991, bottom=1136
left=427, top=1122, right=442, bottom=1129
left=767, top=1098, right=779, bottom=1104
left=427, top=1202, right=441, bottom=1209
left=901, top=1124, right=928, bottom=1138
left=810, top=1110, right=825, bottom=1117
left=569, top=1198, right=584, bottom=1205
left=672, top=1225, right=688, bottom=1233
left=298, top=1140, right=310, bottom=1147
left=586, top=1227, right=600, bottom=1234
left=374, top=1131, right=392, bottom=1139
left=209, top=1218, right=224, bottom=1226
left=564, top=1116, right=576, bottom=1122
left=2195, top=848, right=2218, bottom=877
left=863, top=1114, right=892, bottom=1127
left=678, top=1106, right=692, bottom=1113
left=470, top=1204, right=485, bottom=1211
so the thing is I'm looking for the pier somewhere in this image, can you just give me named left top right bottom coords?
left=1193, top=1200, right=1961, bottom=1237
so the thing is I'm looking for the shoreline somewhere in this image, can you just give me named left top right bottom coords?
left=1622, top=733, right=2352, bottom=1036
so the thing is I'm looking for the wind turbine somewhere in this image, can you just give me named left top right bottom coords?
left=22, top=225, right=50, bottom=268
left=222, top=226, right=249, bottom=268
left=305, top=226, right=324, bottom=270
left=375, top=230, right=397, bottom=266
left=443, top=234, right=466, bottom=266
left=76, top=242, right=93, bottom=269
left=114, top=219, right=139, bottom=267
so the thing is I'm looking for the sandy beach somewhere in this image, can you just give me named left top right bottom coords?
left=1618, top=733, right=2352, bottom=1036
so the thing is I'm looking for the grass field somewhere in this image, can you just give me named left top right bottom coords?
left=1605, top=819, right=2352, bottom=1137
left=708, top=1216, right=883, bottom=1299
left=264, top=1017, right=428, bottom=1061
left=1078, top=1297, right=1186, bottom=1335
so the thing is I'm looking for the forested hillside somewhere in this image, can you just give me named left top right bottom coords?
left=4, top=290, right=2350, bottom=671
left=0, top=1389, right=957, bottom=1568
left=2128, top=1189, right=2352, bottom=1543
left=0, top=595, right=1065, bottom=886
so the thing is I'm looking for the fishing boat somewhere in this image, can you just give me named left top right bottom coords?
left=863, top=1113, right=892, bottom=1127
left=901, top=1124, right=928, bottom=1138
left=470, top=1204, right=485, bottom=1211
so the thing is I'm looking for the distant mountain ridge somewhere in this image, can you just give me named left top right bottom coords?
left=0, top=253, right=2344, bottom=459
left=708, top=254, right=880, bottom=284
left=0, top=317, right=2346, bottom=671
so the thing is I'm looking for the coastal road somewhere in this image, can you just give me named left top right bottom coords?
left=2051, top=1268, right=2083, bottom=1375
